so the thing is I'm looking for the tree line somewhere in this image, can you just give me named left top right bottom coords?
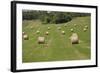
left=22, top=10, right=90, bottom=24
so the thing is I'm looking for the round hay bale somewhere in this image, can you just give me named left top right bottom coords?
left=23, top=34, right=29, bottom=40
left=38, top=37, right=45, bottom=44
left=70, top=33, right=79, bottom=44
left=61, top=31, right=65, bottom=35
left=22, top=32, right=25, bottom=35
left=47, top=27, right=50, bottom=30
left=36, top=30, right=40, bottom=34
left=45, top=31, right=49, bottom=35
left=83, top=28, right=87, bottom=32
left=57, top=27, right=61, bottom=30
left=85, top=26, right=88, bottom=29
left=70, top=28, right=74, bottom=32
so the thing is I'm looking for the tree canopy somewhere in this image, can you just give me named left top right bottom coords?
left=22, top=10, right=90, bottom=24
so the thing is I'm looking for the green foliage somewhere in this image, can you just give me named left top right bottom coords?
left=23, top=11, right=39, bottom=20
left=23, top=10, right=90, bottom=24
left=53, top=13, right=72, bottom=24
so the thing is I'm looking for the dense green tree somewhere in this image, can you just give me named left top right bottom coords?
left=22, top=10, right=90, bottom=24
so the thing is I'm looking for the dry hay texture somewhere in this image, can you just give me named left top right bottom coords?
left=23, top=34, right=29, bottom=40
left=38, top=37, right=45, bottom=44
left=70, top=33, right=79, bottom=44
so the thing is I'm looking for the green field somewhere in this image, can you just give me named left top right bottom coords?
left=22, top=16, right=91, bottom=63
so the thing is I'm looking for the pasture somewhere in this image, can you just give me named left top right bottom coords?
left=22, top=16, right=91, bottom=63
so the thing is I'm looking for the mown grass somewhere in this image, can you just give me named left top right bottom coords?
left=22, top=16, right=91, bottom=63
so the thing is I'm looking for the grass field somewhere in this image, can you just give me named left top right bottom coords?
left=22, top=16, right=91, bottom=63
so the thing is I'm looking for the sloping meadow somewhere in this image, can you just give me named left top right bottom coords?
left=22, top=16, right=91, bottom=63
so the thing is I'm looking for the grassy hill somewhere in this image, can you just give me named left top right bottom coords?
left=22, top=16, right=91, bottom=63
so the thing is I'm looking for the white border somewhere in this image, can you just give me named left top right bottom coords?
left=16, top=3, right=96, bottom=70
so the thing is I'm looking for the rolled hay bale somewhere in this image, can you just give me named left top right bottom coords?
left=83, top=28, right=87, bottom=32
left=36, top=30, right=40, bottom=34
left=22, top=32, right=25, bottom=35
left=61, top=31, right=65, bottom=35
left=70, top=33, right=79, bottom=44
left=38, top=37, right=45, bottom=44
left=57, top=27, right=61, bottom=30
left=47, top=27, right=50, bottom=30
left=23, top=34, right=29, bottom=40
left=70, top=28, right=74, bottom=32
left=85, top=26, right=88, bottom=29
left=45, top=31, right=49, bottom=35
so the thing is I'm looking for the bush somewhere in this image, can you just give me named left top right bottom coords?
left=41, top=12, right=72, bottom=24
left=54, top=15, right=72, bottom=24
